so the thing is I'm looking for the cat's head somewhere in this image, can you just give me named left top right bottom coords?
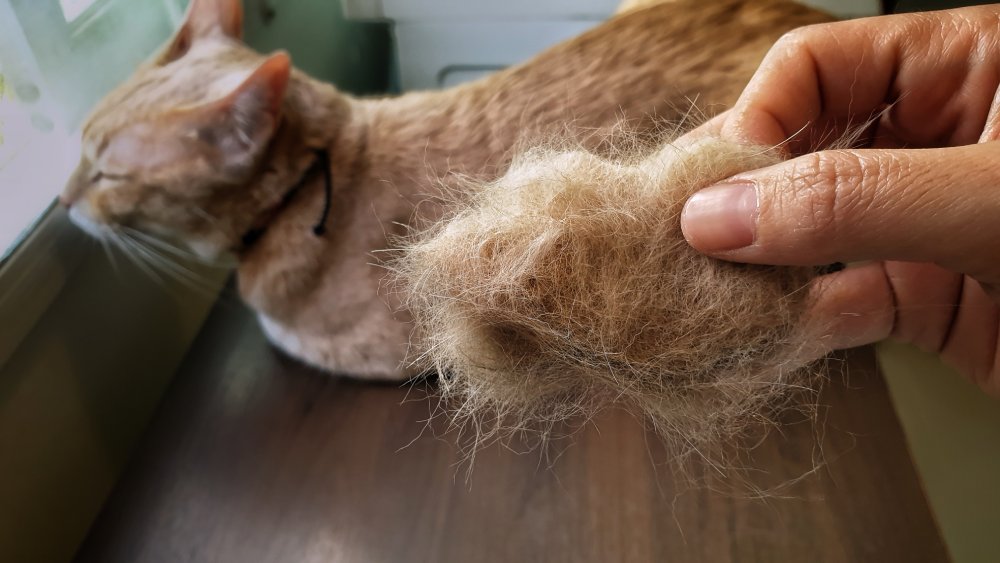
left=61, top=0, right=291, bottom=259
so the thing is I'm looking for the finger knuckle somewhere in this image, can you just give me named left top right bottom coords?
left=783, top=150, right=881, bottom=242
left=774, top=26, right=818, bottom=55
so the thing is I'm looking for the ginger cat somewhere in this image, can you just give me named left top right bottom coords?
left=60, top=0, right=831, bottom=380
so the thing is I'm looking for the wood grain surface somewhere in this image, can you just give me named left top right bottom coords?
left=74, top=297, right=949, bottom=563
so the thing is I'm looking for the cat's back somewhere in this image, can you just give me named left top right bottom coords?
left=365, top=0, right=834, bottom=183
left=472, top=0, right=834, bottom=145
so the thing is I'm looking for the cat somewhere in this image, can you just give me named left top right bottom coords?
left=60, top=0, right=831, bottom=380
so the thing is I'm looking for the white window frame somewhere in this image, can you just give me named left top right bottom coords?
left=0, top=0, right=204, bottom=368
left=0, top=2, right=226, bottom=560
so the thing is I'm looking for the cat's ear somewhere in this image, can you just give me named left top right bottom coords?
left=194, top=52, right=292, bottom=170
left=161, top=0, right=244, bottom=62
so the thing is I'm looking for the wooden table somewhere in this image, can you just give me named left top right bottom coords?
left=75, top=297, right=950, bottom=562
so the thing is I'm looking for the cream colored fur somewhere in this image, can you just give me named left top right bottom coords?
left=397, top=137, right=819, bottom=464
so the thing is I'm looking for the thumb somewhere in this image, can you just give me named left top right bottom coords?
left=680, top=143, right=1000, bottom=293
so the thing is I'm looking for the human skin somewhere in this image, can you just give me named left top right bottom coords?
left=679, top=5, right=1000, bottom=396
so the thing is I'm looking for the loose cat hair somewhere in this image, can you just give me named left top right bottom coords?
left=395, top=135, right=826, bottom=469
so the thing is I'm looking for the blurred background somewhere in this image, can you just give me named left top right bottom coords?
left=1, top=1, right=998, bottom=562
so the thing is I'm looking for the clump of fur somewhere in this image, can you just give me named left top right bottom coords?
left=397, top=137, right=820, bottom=465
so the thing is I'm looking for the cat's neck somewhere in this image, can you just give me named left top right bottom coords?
left=263, top=75, right=496, bottom=212
left=356, top=82, right=509, bottom=190
left=236, top=75, right=500, bottom=313
left=259, top=74, right=514, bottom=236
left=235, top=71, right=365, bottom=243
left=278, top=70, right=362, bottom=176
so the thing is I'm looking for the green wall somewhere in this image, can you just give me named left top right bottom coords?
left=880, top=344, right=1000, bottom=563
left=243, top=0, right=390, bottom=94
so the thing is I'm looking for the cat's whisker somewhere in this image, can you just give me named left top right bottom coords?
left=134, top=240, right=225, bottom=298
left=123, top=227, right=235, bottom=268
left=120, top=232, right=219, bottom=296
left=96, top=234, right=122, bottom=277
left=119, top=229, right=201, bottom=274
left=108, top=231, right=171, bottom=290
left=120, top=238, right=175, bottom=290
left=118, top=231, right=207, bottom=295
left=127, top=244, right=214, bottom=297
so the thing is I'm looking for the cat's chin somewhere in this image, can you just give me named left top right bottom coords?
left=137, top=223, right=228, bottom=262
left=68, top=202, right=114, bottom=240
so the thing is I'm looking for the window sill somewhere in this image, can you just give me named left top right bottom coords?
left=0, top=205, right=229, bottom=562
left=0, top=206, right=87, bottom=370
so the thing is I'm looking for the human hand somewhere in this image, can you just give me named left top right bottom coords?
left=679, top=6, right=1000, bottom=395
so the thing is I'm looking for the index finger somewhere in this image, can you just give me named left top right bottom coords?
left=723, top=16, right=897, bottom=149
left=722, top=7, right=1000, bottom=152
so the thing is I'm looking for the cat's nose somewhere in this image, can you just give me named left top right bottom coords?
left=58, top=195, right=73, bottom=208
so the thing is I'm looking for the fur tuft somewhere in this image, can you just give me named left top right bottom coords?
left=396, top=137, right=823, bottom=467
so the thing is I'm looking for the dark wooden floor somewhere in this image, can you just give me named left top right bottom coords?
left=74, top=297, right=949, bottom=563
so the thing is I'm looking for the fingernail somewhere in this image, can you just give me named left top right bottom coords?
left=681, top=182, right=757, bottom=251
